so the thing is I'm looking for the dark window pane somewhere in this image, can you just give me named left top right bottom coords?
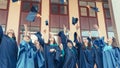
left=105, top=10, right=111, bottom=18
left=22, top=0, right=41, bottom=2
left=80, top=7, right=87, bottom=16
left=103, top=3, right=109, bottom=8
left=60, top=6, right=67, bottom=14
left=51, top=0, right=59, bottom=4
left=22, top=2, right=31, bottom=12
left=51, top=5, right=59, bottom=14
left=80, top=17, right=89, bottom=30
left=0, top=0, right=7, bottom=9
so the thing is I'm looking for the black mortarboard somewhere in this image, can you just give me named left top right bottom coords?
left=26, top=5, right=38, bottom=22
left=31, top=5, right=38, bottom=13
left=45, top=20, right=49, bottom=26
left=91, top=7, right=99, bottom=12
left=72, top=17, right=78, bottom=25
left=12, top=0, right=18, bottom=2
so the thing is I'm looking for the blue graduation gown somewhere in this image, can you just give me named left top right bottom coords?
left=34, top=49, right=45, bottom=68
left=94, top=37, right=120, bottom=68
left=45, top=44, right=62, bottom=68
left=0, top=35, right=18, bottom=68
left=93, top=37, right=104, bottom=68
left=73, top=34, right=96, bottom=68
left=17, top=40, right=36, bottom=68
left=58, top=31, right=77, bottom=68
left=78, top=44, right=96, bottom=68
left=63, top=47, right=77, bottom=68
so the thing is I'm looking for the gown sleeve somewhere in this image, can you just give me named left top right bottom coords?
left=58, top=31, right=68, bottom=49
left=0, top=26, right=3, bottom=44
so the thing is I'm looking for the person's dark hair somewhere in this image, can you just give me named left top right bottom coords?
left=82, top=40, right=92, bottom=50
left=112, top=37, right=118, bottom=48
left=47, top=37, right=57, bottom=45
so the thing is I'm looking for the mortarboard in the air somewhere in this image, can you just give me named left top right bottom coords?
left=45, top=20, right=49, bottom=26
left=12, top=0, right=18, bottom=2
left=91, top=7, right=99, bottom=12
left=72, top=17, right=78, bottom=25
left=26, top=5, right=38, bottom=22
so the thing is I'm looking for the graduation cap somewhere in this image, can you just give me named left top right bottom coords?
left=26, top=5, right=38, bottom=22
left=91, top=7, right=99, bottom=12
left=87, top=5, right=99, bottom=12
left=45, top=20, right=49, bottom=26
left=72, top=17, right=78, bottom=25
left=31, top=5, right=38, bottom=13
left=12, top=0, right=18, bottom=2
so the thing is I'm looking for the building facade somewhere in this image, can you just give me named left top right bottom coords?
left=0, top=0, right=120, bottom=46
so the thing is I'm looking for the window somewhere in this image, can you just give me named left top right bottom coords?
left=79, top=0, right=98, bottom=37
left=19, top=0, right=41, bottom=42
left=50, top=0, right=69, bottom=34
left=0, top=0, right=8, bottom=9
left=103, top=2, right=115, bottom=38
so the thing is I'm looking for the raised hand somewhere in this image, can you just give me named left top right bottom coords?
left=75, top=23, right=80, bottom=30
left=36, top=13, right=41, bottom=17
left=50, top=49, right=56, bottom=52
left=93, top=24, right=99, bottom=30
left=59, top=43, right=63, bottom=50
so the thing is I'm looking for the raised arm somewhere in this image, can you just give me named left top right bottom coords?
left=58, top=25, right=68, bottom=49
left=74, top=23, right=81, bottom=44
left=23, top=24, right=30, bottom=36
left=93, top=24, right=106, bottom=46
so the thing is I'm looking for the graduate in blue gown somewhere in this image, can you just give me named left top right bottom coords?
left=73, top=24, right=97, bottom=68
left=0, top=27, right=18, bottom=68
left=17, top=24, right=45, bottom=68
left=34, top=32, right=45, bottom=68
left=93, top=24, right=120, bottom=68
left=58, top=25, right=77, bottom=68
left=45, top=34, right=63, bottom=68
left=17, top=35, right=37, bottom=68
